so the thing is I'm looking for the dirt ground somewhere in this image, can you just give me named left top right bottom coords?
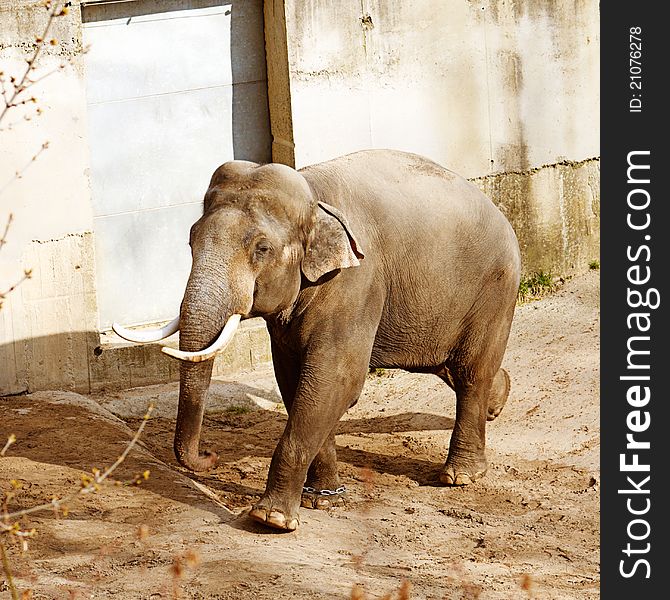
left=0, top=270, right=599, bottom=600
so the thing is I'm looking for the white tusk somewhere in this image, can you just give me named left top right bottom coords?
left=161, top=314, right=242, bottom=363
left=112, top=316, right=180, bottom=343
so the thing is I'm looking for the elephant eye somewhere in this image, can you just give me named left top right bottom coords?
left=254, top=240, right=273, bottom=257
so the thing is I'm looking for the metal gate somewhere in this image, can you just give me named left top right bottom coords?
left=82, top=0, right=271, bottom=329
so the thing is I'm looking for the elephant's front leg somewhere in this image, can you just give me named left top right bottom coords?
left=301, top=429, right=347, bottom=510
left=249, top=356, right=368, bottom=531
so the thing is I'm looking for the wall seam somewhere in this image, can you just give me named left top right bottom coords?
left=482, top=5, right=494, bottom=172
left=469, top=156, right=600, bottom=183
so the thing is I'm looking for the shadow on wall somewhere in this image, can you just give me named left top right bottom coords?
left=229, top=0, right=272, bottom=162
left=0, top=331, right=177, bottom=396
left=81, top=0, right=271, bottom=163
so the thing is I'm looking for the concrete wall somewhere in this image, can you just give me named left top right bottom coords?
left=0, top=1, right=97, bottom=394
left=0, top=1, right=270, bottom=396
left=82, top=0, right=272, bottom=329
left=2, top=0, right=599, bottom=395
left=266, top=0, right=600, bottom=275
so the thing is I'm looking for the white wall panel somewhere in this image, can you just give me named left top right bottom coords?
left=83, top=0, right=270, bottom=328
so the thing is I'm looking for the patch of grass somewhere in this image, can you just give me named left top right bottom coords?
left=517, top=271, right=559, bottom=304
left=589, top=259, right=600, bottom=270
left=368, top=368, right=395, bottom=382
left=223, top=404, right=252, bottom=415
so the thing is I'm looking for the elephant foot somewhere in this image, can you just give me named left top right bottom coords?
left=300, top=485, right=346, bottom=510
left=249, top=498, right=299, bottom=531
left=176, top=449, right=218, bottom=472
left=487, top=368, right=511, bottom=421
left=440, top=455, right=487, bottom=486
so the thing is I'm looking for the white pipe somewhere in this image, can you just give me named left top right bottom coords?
left=112, top=316, right=180, bottom=343
left=161, top=314, right=242, bottom=363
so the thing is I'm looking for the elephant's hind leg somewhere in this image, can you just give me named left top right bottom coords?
left=438, top=367, right=510, bottom=485
left=438, top=374, right=491, bottom=486
left=437, top=270, right=517, bottom=486
left=437, top=315, right=515, bottom=485
left=440, top=366, right=511, bottom=422
left=487, top=368, right=510, bottom=421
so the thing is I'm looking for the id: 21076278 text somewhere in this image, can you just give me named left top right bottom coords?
left=629, top=27, right=643, bottom=113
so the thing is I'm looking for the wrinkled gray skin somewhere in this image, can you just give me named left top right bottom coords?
left=175, top=149, right=521, bottom=531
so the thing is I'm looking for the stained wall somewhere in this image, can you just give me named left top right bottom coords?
left=266, top=0, right=600, bottom=274
left=1, top=0, right=599, bottom=394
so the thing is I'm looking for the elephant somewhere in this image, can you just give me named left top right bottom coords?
left=113, top=149, right=521, bottom=531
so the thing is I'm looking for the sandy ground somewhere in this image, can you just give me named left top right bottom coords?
left=0, top=270, right=599, bottom=599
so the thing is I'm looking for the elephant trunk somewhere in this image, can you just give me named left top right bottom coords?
left=176, top=359, right=217, bottom=471
left=173, top=274, right=235, bottom=472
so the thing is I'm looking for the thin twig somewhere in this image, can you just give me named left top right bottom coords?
left=22, top=63, right=64, bottom=90
left=96, top=405, right=154, bottom=485
left=0, top=213, right=12, bottom=253
left=0, top=75, right=12, bottom=110
left=0, top=142, right=50, bottom=196
left=0, top=541, right=19, bottom=600
left=1, top=404, right=154, bottom=530
left=0, top=270, right=33, bottom=303
left=0, top=3, right=63, bottom=125
left=0, top=435, right=16, bottom=457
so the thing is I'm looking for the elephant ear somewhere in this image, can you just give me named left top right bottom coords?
left=302, top=201, right=365, bottom=282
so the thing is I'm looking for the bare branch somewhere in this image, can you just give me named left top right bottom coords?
left=0, top=74, right=13, bottom=109
left=96, top=404, right=155, bottom=485
left=0, top=435, right=16, bottom=457
left=19, top=63, right=64, bottom=92
left=0, top=213, right=13, bottom=254
left=1, top=404, right=155, bottom=530
left=0, top=142, right=50, bottom=196
left=0, top=5, right=66, bottom=313
left=0, top=541, right=19, bottom=600
left=0, top=6, right=87, bottom=597
left=0, top=269, right=33, bottom=305
left=0, top=214, right=34, bottom=308
left=0, top=3, right=65, bottom=125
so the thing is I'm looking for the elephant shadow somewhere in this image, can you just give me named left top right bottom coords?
left=186, top=399, right=456, bottom=532
left=184, top=396, right=456, bottom=503
left=0, top=379, right=455, bottom=529
left=336, top=412, right=455, bottom=486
